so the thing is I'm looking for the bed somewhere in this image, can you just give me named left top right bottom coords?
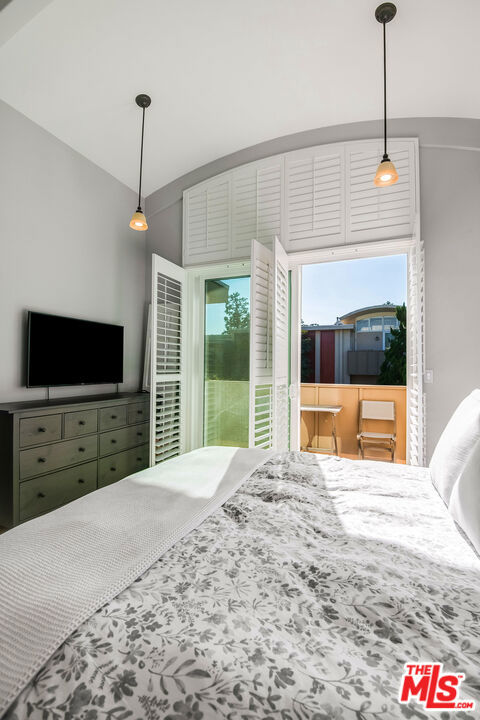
left=1, top=446, right=479, bottom=720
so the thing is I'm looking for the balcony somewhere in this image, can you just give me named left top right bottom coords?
left=300, top=383, right=407, bottom=463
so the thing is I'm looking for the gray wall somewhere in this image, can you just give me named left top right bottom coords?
left=0, top=100, right=147, bottom=402
left=145, top=117, right=480, bottom=461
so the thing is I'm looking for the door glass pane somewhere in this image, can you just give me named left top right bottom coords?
left=204, top=276, right=250, bottom=447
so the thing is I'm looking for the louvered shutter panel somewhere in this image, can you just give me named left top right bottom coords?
left=406, top=220, right=425, bottom=466
left=256, top=161, right=282, bottom=250
left=231, top=159, right=283, bottom=258
left=273, top=237, right=289, bottom=450
left=249, top=239, right=273, bottom=449
left=285, top=147, right=344, bottom=252
left=232, top=167, right=257, bottom=258
left=150, top=254, right=185, bottom=465
left=183, top=177, right=231, bottom=265
left=346, top=140, right=415, bottom=243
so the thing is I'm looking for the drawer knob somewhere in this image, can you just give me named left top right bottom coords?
left=137, top=410, right=143, bottom=415
left=110, top=467, right=116, bottom=472
left=111, top=415, right=117, bottom=420
left=137, top=457, right=142, bottom=461
left=78, top=478, right=85, bottom=484
left=38, top=427, right=46, bottom=433
left=79, top=420, right=86, bottom=426
left=37, top=492, right=45, bottom=498
left=137, top=432, right=142, bottom=437
left=78, top=447, right=86, bottom=452
left=38, top=457, right=46, bottom=463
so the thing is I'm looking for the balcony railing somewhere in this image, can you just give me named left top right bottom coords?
left=301, top=383, right=407, bottom=463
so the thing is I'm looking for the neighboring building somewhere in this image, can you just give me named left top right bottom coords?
left=302, top=303, right=400, bottom=385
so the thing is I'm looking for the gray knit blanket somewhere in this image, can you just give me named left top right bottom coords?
left=0, top=446, right=270, bottom=715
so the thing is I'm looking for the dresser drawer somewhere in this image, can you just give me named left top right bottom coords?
left=64, top=408, right=98, bottom=438
left=128, top=443, right=150, bottom=474
left=99, top=422, right=149, bottom=457
left=99, top=406, right=127, bottom=431
left=19, top=414, right=62, bottom=448
left=98, top=451, right=129, bottom=487
left=20, top=435, right=98, bottom=480
left=19, top=461, right=97, bottom=521
left=98, top=444, right=149, bottom=488
left=128, top=401, right=149, bottom=425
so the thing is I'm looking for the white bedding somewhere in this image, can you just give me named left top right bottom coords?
left=0, top=446, right=270, bottom=717
left=2, top=451, right=480, bottom=719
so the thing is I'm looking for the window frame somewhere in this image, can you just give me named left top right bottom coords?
left=184, top=260, right=251, bottom=452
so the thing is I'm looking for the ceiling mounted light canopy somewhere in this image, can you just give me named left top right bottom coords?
left=374, top=3, right=398, bottom=188
left=129, top=93, right=151, bottom=231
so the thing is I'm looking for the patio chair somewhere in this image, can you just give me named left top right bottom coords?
left=357, top=400, right=396, bottom=462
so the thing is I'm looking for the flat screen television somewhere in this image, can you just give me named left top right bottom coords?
left=27, top=311, right=124, bottom=387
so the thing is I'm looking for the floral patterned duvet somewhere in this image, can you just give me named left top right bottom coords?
left=4, top=452, right=480, bottom=720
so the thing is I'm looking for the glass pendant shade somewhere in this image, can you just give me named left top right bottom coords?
left=129, top=209, right=148, bottom=231
left=374, top=158, right=398, bottom=187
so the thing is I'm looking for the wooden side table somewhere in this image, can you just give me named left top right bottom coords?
left=301, top=404, right=343, bottom=455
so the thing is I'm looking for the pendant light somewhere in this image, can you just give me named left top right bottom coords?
left=129, top=93, right=151, bottom=231
left=374, top=3, right=398, bottom=188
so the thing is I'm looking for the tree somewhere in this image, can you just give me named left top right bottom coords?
left=223, top=292, right=250, bottom=335
left=378, top=303, right=406, bottom=386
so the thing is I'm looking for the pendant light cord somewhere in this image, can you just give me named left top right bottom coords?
left=137, top=106, right=146, bottom=210
left=383, top=20, right=388, bottom=159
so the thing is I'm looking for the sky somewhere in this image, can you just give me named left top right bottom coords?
left=205, top=276, right=250, bottom=335
left=301, top=254, right=407, bottom=326
left=204, top=254, right=407, bottom=334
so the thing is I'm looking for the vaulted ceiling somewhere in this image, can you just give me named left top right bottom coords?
left=1, top=0, right=479, bottom=195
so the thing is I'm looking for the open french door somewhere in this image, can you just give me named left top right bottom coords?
left=150, top=254, right=186, bottom=465
left=249, top=238, right=290, bottom=451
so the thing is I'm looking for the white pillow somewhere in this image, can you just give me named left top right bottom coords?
left=429, top=389, right=480, bottom=505
left=448, top=437, right=480, bottom=555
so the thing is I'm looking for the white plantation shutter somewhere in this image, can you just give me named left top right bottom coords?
left=183, top=177, right=231, bottom=265
left=406, top=220, right=425, bottom=466
left=346, top=141, right=415, bottom=243
left=231, top=159, right=283, bottom=257
left=256, top=162, right=283, bottom=250
left=273, top=237, right=289, bottom=450
left=183, top=139, right=418, bottom=264
left=249, top=237, right=290, bottom=450
left=150, top=254, right=186, bottom=465
left=249, top=239, right=274, bottom=449
left=285, top=147, right=344, bottom=252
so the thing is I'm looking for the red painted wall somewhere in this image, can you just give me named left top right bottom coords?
left=320, top=330, right=335, bottom=383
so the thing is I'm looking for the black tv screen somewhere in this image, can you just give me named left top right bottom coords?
left=27, top=312, right=124, bottom=387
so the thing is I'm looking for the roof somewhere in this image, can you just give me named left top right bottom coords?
left=302, top=324, right=354, bottom=332
left=339, top=303, right=398, bottom=321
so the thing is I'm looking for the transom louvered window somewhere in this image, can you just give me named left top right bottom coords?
left=183, top=139, right=417, bottom=265
left=151, top=255, right=185, bottom=465
left=285, top=150, right=344, bottom=251
left=346, top=143, right=414, bottom=243
left=183, top=178, right=231, bottom=265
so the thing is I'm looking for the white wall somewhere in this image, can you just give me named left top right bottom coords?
left=0, top=100, right=147, bottom=402
left=145, top=117, right=480, bottom=461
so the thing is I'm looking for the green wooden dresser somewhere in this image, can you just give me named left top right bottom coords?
left=0, top=392, right=150, bottom=528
